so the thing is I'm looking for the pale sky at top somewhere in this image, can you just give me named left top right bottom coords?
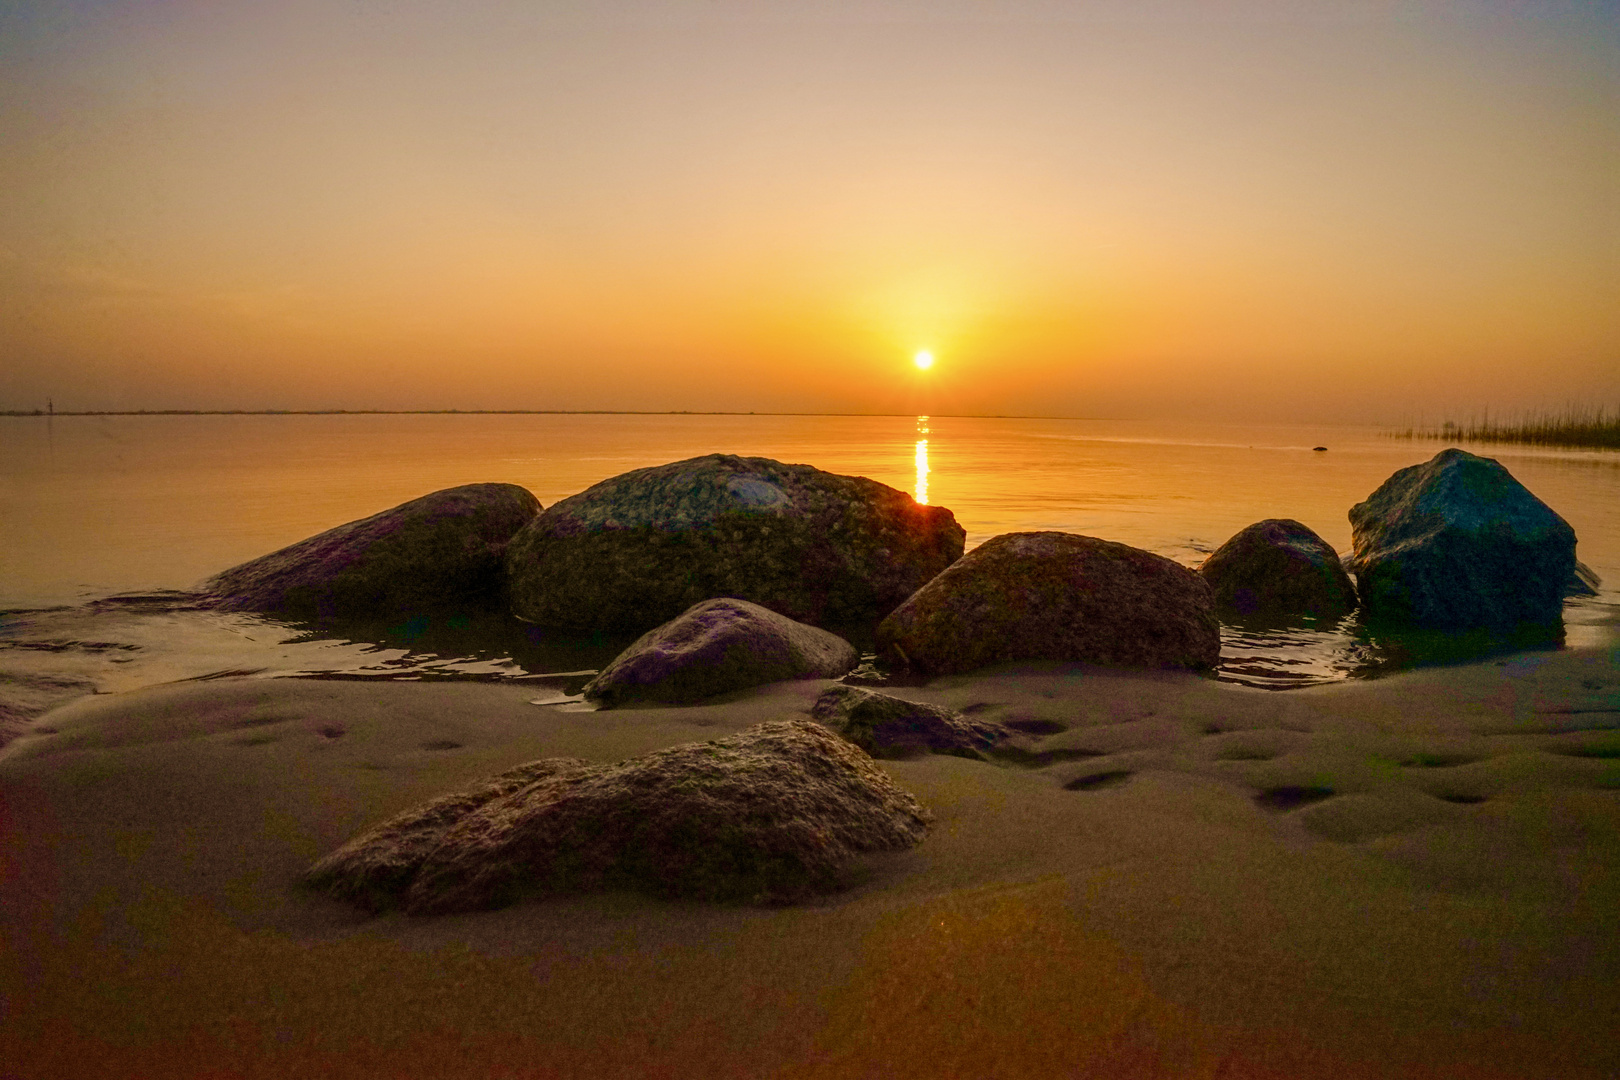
left=2, top=0, right=1615, bottom=420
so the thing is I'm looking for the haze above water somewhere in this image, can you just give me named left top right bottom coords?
left=3, top=413, right=1616, bottom=695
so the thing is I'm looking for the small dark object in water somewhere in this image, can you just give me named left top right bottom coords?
left=1313, top=446, right=1328, bottom=452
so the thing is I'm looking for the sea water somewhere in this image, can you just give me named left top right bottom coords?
left=2, top=412, right=1617, bottom=706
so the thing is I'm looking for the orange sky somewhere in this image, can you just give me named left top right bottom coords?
left=2, top=1, right=1615, bottom=421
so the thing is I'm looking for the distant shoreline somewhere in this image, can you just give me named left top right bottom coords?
left=1, top=408, right=1105, bottom=420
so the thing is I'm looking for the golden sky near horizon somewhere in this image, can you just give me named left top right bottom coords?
left=1, top=1, right=1616, bottom=421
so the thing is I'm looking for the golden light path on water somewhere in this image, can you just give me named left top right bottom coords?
left=914, top=415, right=930, bottom=505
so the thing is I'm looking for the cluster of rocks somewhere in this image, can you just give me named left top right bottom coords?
left=208, top=446, right=1592, bottom=913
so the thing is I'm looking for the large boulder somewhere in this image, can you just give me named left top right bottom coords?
left=305, top=720, right=932, bottom=913
left=205, top=483, right=541, bottom=619
left=875, top=532, right=1221, bottom=676
left=810, top=685, right=1009, bottom=759
left=1346, top=449, right=1577, bottom=631
left=503, top=455, right=964, bottom=633
left=1199, top=519, right=1356, bottom=621
left=582, top=598, right=858, bottom=708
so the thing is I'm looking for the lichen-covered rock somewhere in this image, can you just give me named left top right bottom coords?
left=205, top=483, right=541, bottom=619
left=305, top=720, right=932, bottom=913
left=876, top=532, right=1221, bottom=676
left=305, top=758, right=589, bottom=912
left=1346, top=449, right=1577, bottom=631
left=503, top=455, right=964, bottom=633
left=1199, top=519, right=1356, bottom=620
left=583, top=598, right=857, bottom=708
left=811, top=685, right=1008, bottom=759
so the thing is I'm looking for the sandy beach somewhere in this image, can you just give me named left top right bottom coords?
left=4, top=643, right=1617, bottom=1079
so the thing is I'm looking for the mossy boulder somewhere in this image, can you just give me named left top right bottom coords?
left=876, top=531, right=1221, bottom=676
left=583, top=598, right=858, bottom=708
left=810, top=685, right=1009, bottom=760
left=205, top=483, right=541, bottom=619
left=503, top=455, right=964, bottom=633
left=305, top=720, right=932, bottom=913
left=1199, top=519, right=1356, bottom=621
left=1346, top=449, right=1577, bottom=631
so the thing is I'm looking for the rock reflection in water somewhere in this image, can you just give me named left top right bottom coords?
left=1216, top=611, right=1570, bottom=690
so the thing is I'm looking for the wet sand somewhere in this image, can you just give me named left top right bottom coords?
left=3, top=647, right=1618, bottom=1078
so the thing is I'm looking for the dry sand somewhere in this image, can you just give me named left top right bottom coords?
left=3, top=646, right=1618, bottom=1078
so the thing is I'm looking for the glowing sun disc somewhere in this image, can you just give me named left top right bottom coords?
left=913, top=350, right=935, bottom=370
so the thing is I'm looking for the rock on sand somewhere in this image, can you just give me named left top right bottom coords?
left=1199, top=518, right=1356, bottom=620
left=1347, top=448, right=1577, bottom=631
left=205, top=483, right=541, bottom=619
left=306, top=719, right=932, bottom=913
left=875, top=531, right=1221, bottom=676
left=583, top=598, right=858, bottom=708
left=503, top=455, right=964, bottom=633
left=810, top=684, right=1009, bottom=759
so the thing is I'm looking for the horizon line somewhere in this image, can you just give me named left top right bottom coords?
left=1, top=408, right=1126, bottom=421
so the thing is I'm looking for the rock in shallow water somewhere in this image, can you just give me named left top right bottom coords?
left=811, top=685, right=1009, bottom=759
left=1199, top=518, right=1356, bottom=621
left=305, top=720, right=932, bottom=913
left=205, top=483, right=541, bottom=619
left=1346, top=449, right=1577, bottom=632
left=503, top=454, right=964, bottom=633
left=583, top=598, right=858, bottom=708
left=875, top=531, right=1221, bottom=676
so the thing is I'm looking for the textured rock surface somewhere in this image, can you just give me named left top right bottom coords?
left=876, top=531, right=1221, bottom=676
left=306, top=720, right=932, bottom=913
left=504, top=455, right=964, bottom=632
left=1346, top=449, right=1577, bottom=631
left=811, top=685, right=1008, bottom=759
left=206, top=483, right=541, bottom=619
left=1199, top=519, right=1357, bottom=620
left=583, top=598, right=858, bottom=708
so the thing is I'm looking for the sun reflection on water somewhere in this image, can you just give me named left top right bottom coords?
left=914, top=415, right=930, bottom=504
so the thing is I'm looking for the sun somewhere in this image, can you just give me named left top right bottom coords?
left=913, top=350, right=935, bottom=370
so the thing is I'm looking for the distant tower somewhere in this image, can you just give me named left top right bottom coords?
left=47, top=397, right=53, bottom=417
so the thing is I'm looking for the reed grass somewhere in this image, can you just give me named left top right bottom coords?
left=1389, top=405, right=1620, bottom=450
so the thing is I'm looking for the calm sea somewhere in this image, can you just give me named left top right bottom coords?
left=3, top=412, right=1617, bottom=706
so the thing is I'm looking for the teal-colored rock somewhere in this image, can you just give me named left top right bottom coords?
left=1346, top=449, right=1576, bottom=631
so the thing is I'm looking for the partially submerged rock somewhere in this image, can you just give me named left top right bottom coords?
left=1199, top=519, right=1356, bottom=621
left=504, top=455, right=965, bottom=633
left=811, top=685, right=1008, bottom=759
left=875, top=532, right=1221, bottom=676
left=306, top=720, right=932, bottom=913
left=206, top=483, right=541, bottom=619
left=583, top=598, right=858, bottom=708
left=1346, top=449, right=1577, bottom=631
